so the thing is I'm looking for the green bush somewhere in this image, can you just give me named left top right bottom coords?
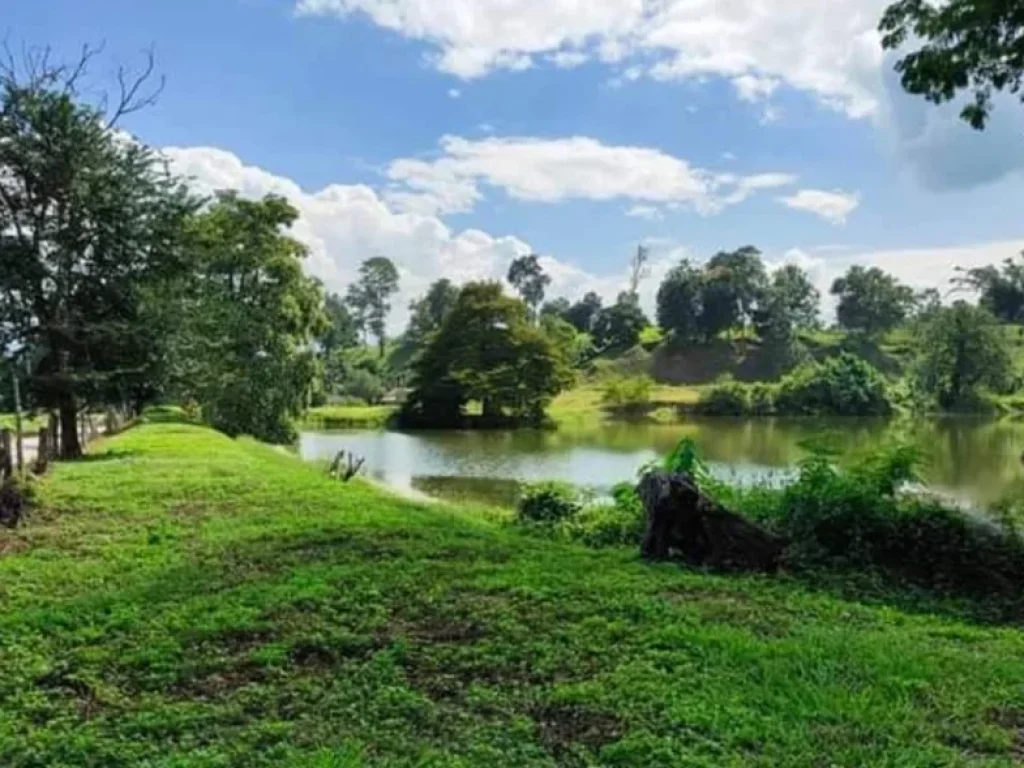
left=342, top=369, right=385, bottom=405
left=697, top=376, right=749, bottom=415
left=517, top=482, right=582, bottom=524
left=564, top=483, right=646, bottom=547
left=638, top=325, right=665, bottom=351
left=774, top=353, right=892, bottom=416
left=601, top=375, right=654, bottom=408
left=748, top=383, right=775, bottom=415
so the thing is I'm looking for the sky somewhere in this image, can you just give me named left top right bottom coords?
left=9, top=0, right=1024, bottom=327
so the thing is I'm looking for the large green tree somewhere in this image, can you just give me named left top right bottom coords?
left=348, top=257, right=399, bottom=356
left=405, top=282, right=572, bottom=425
left=656, top=260, right=704, bottom=343
left=320, top=293, right=359, bottom=357
left=831, top=266, right=915, bottom=338
left=179, top=193, right=326, bottom=443
left=954, top=254, right=1024, bottom=323
left=594, top=293, right=649, bottom=351
left=0, top=51, right=197, bottom=457
left=880, top=0, right=1024, bottom=129
left=913, top=301, right=1012, bottom=409
left=507, top=254, right=551, bottom=317
left=407, top=278, right=459, bottom=343
left=769, top=264, right=820, bottom=330
left=700, top=247, right=769, bottom=340
left=565, top=291, right=603, bottom=334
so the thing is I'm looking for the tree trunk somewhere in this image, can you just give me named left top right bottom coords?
left=59, top=394, right=82, bottom=459
left=637, top=469, right=784, bottom=572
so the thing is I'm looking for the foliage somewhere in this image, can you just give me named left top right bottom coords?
left=912, top=301, right=1012, bottom=410
left=831, top=266, right=915, bottom=338
left=768, top=264, right=820, bottom=330
left=593, top=293, right=648, bottom=351
left=748, top=382, right=776, bottom=415
left=565, top=291, right=603, bottom=333
left=0, top=56, right=198, bottom=457
left=954, top=254, right=1024, bottom=324
left=319, top=293, right=359, bottom=356
left=564, top=483, right=646, bottom=548
left=340, top=368, right=385, bottom=405
left=177, top=193, right=326, bottom=443
left=406, top=278, right=459, bottom=344
left=697, top=377, right=750, bottom=416
left=507, top=254, right=550, bottom=315
left=516, top=481, right=582, bottom=524
left=774, top=353, right=893, bottom=416
left=540, top=314, right=592, bottom=367
left=638, top=325, right=664, bottom=350
left=656, top=259, right=704, bottom=342
left=347, top=257, right=399, bottom=356
left=880, top=0, right=1024, bottom=129
left=701, top=246, right=769, bottom=338
left=540, top=297, right=571, bottom=320
left=601, top=375, right=654, bottom=408
left=404, top=282, right=574, bottom=425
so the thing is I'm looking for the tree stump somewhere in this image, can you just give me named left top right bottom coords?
left=637, top=469, right=784, bottom=572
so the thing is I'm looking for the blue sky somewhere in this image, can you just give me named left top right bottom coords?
left=10, top=0, right=1024, bottom=323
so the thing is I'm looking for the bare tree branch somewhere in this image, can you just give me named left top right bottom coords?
left=107, top=48, right=164, bottom=128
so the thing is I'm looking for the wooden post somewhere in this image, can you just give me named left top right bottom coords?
left=1, top=429, right=12, bottom=479
left=35, top=426, right=48, bottom=473
left=48, top=413, right=58, bottom=462
left=12, top=371, right=23, bottom=475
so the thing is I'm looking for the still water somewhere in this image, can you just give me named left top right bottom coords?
left=299, top=417, right=1024, bottom=509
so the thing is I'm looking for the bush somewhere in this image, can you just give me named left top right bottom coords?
left=697, top=376, right=749, bottom=415
left=342, top=369, right=385, bottom=405
left=601, top=375, right=654, bottom=408
left=774, top=353, right=892, bottom=416
left=564, top=483, right=646, bottom=547
left=748, top=383, right=775, bottom=415
left=638, top=325, right=664, bottom=351
left=0, top=475, right=36, bottom=529
left=517, top=482, right=582, bottom=524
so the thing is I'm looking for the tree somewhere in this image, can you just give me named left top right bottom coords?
left=913, top=301, right=1012, bottom=409
left=320, top=293, right=359, bottom=357
left=954, top=254, right=1024, bottom=323
left=0, top=48, right=197, bottom=457
left=880, top=0, right=1024, bottom=129
left=540, top=297, right=572, bottom=320
left=769, top=264, right=820, bottom=330
left=657, top=260, right=704, bottom=343
left=349, top=257, right=399, bottom=356
left=627, top=244, right=651, bottom=300
left=407, top=278, right=459, bottom=342
left=700, top=247, right=769, bottom=339
left=179, top=193, right=326, bottom=443
left=507, top=254, right=551, bottom=317
left=594, top=293, right=649, bottom=351
left=565, top=292, right=603, bottom=333
left=405, top=282, right=573, bottom=425
left=831, top=266, right=915, bottom=337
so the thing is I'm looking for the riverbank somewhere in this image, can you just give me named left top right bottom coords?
left=2, top=421, right=1024, bottom=764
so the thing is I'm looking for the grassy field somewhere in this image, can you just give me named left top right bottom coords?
left=1, top=422, right=1024, bottom=765
left=0, top=413, right=46, bottom=432
left=302, top=404, right=398, bottom=429
left=550, top=384, right=703, bottom=427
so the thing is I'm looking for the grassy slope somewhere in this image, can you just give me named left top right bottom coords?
left=302, top=404, right=397, bottom=429
left=3, top=424, right=1024, bottom=766
left=550, top=385, right=702, bottom=426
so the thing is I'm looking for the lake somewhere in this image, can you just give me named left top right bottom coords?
left=299, top=417, right=1024, bottom=509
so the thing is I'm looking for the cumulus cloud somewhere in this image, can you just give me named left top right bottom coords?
left=778, top=189, right=860, bottom=224
left=626, top=204, right=664, bottom=220
left=296, top=0, right=886, bottom=118
left=384, top=135, right=796, bottom=215
left=447, top=88, right=461, bottom=99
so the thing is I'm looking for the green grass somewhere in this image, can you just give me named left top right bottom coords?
left=2, top=422, right=1024, bottom=765
left=551, top=385, right=703, bottom=426
left=0, top=413, right=46, bottom=432
left=302, top=404, right=397, bottom=429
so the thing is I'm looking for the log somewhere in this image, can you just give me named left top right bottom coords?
left=637, top=469, right=784, bottom=572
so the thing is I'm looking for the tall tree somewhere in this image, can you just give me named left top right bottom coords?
left=701, top=246, right=769, bottom=339
left=657, top=260, right=704, bottom=343
left=407, top=278, right=459, bottom=343
left=769, top=264, right=820, bottom=330
left=913, top=301, right=1012, bottom=409
left=565, top=292, right=603, bottom=334
left=831, top=266, right=915, bottom=337
left=880, top=0, right=1024, bottom=129
left=0, top=48, right=197, bottom=457
left=349, top=257, right=399, bottom=356
left=594, top=293, right=649, bottom=351
left=627, top=244, right=651, bottom=300
left=954, top=254, right=1024, bottom=323
left=507, top=254, right=551, bottom=317
left=540, top=297, right=572, bottom=320
left=179, top=193, right=326, bottom=443
left=320, top=293, right=359, bottom=357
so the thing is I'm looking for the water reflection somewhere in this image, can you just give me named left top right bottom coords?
left=299, top=416, right=1024, bottom=508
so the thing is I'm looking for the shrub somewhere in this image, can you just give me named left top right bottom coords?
left=601, top=375, right=654, bottom=408
left=565, top=483, right=646, bottom=547
left=697, top=376, right=749, bottom=415
left=0, top=475, right=35, bottom=529
left=774, top=353, right=892, bottom=416
left=748, top=383, right=775, bottom=415
left=342, top=369, right=385, bottom=405
left=638, top=325, right=665, bottom=350
left=517, top=482, right=582, bottom=524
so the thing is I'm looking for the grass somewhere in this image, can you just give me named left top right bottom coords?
left=0, top=412, right=46, bottom=432
left=302, top=404, right=397, bottom=429
left=1, top=422, right=1024, bottom=765
left=551, top=384, right=703, bottom=427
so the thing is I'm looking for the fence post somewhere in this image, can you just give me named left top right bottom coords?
left=35, top=426, right=48, bottom=473
left=47, top=413, right=58, bottom=460
left=12, top=372, right=23, bottom=474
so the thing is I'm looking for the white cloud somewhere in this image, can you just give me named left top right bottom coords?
left=385, top=135, right=796, bottom=215
left=448, top=88, right=461, bottom=99
left=626, top=204, right=664, bottom=220
left=732, top=74, right=779, bottom=103
left=296, top=0, right=886, bottom=118
left=549, top=50, right=588, bottom=68
left=778, top=189, right=860, bottom=225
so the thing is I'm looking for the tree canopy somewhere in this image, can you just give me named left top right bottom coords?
left=831, top=266, right=915, bottom=338
left=348, top=257, right=399, bottom=356
left=880, top=0, right=1024, bottom=129
left=955, top=254, right=1024, bottom=324
left=507, top=254, right=551, bottom=316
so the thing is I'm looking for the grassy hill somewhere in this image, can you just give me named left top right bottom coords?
left=1, top=421, right=1023, bottom=765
